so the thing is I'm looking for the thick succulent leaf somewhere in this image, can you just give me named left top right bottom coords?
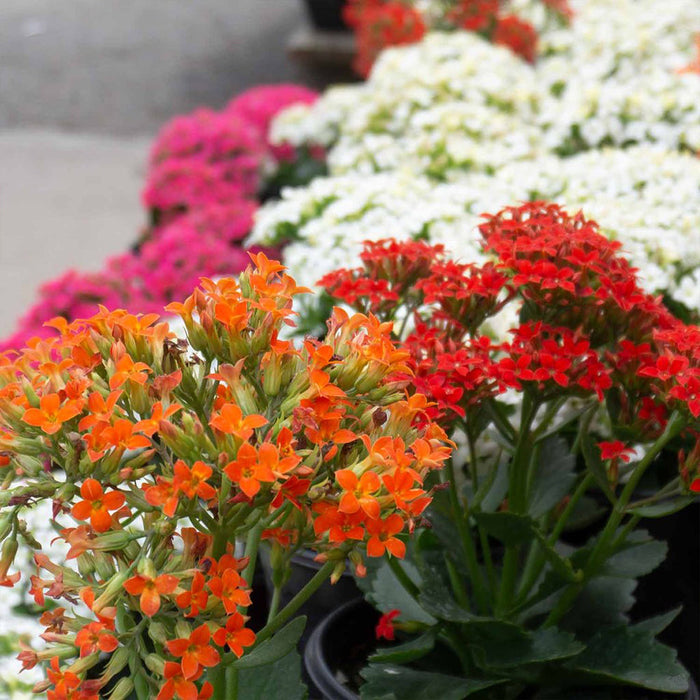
left=565, top=625, right=689, bottom=694
left=602, top=532, right=667, bottom=579
left=473, top=511, right=536, bottom=546
left=474, top=626, right=584, bottom=669
left=628, top=496, right=696, bottom=518
left=360, top=664, right=506, bottom=700
left=237, top=647, right=306, bottom=700
left=355, top=555, right=436, bottom=625
left=561, top=576, right=637, bottom=637
left=631, top=607, right=682, bottom=636
left=369, top=630, right=437, bottom=665
left=232, top=617, right=305, bottom=670
left=529, top=436, right=577, bottom=518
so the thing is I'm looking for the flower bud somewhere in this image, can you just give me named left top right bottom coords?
left=148, top=621, right=169, bottom=645
left=0, top=538, right=18, bottom=578
left=137, top=558, right=157, bottom=580
left=100, top=645, right=130, bottom=682
left=77, top=553, right=97, bottom=579
left=67, top=652, right=100, bottom=675
left=92, top=530, right=136, bottom=552
left=108, top=678, right=134, bottom=700
left=144, top=653, right=165, bottom=675
left=93, top=569, right=131, bottom=612
left=93, top=552, right=116, bottom=581
left=175, top=621, right=191, bottom=639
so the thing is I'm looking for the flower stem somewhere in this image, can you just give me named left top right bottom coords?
left=543, top=411, right=685, bottom=628
left=388, top=555, right=420, bottom=600
left=267, top=581, right=283, bottom=623
left=254, top=559, right=336, bottom=646
left=444, top=458, right=490, bottom=614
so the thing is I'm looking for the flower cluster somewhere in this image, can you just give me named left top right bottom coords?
left=250, top=146, right=700, bottom=318
left=1, top=84, right=318, bottom=354
left=318, top=203, right=675, bottom=429
left=272, top=1, right=700, bottom=175
left=343, top=0, right=568, bottom=76
left=0, top=254, right=450, bottom=698
left=319, top=203, right=700, bottom=697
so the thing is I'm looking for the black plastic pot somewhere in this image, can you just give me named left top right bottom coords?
left=305, top=599, right=700, bottom=700
left=304, top=598, right=377, bottom=700
left=259, top=547, right=362, bottom=647
left=302, top=0, right=350, bottom=31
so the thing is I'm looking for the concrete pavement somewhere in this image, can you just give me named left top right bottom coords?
left=0, top=1, right=353, bottom=340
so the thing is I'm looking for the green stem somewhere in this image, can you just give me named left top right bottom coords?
left=210, top=666, right=228, bottom=699
left=543, top=412, right=685, bottom=628
left=548, top=474, right=594, bottom=546
left=497, top=394, right=537, bottom=616
left=241, top=520, right=266, bottom=599
left=254, top=559, right=336, bottom=645
left=388, top=555, right=420, bottom=601
left=267, top=582, right=283, bottom=624
left=444, top=459, right=490, bottom=614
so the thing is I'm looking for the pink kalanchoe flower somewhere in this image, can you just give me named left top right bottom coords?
left=225, top=84, right=318, bottom=138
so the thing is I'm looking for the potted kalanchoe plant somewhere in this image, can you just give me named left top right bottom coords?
left=314, top=202, right=700, bottom=699
left=0, top=253, right=451, bottom=699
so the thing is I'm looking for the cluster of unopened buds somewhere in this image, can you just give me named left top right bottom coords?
left=0, top=253, right=450, bottom=698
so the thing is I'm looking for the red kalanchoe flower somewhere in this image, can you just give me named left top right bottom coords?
left=376, top=609, right=401, bottom=641
left=492, top=14, right=538, bottom=63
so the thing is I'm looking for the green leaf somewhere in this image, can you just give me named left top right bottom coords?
left=473, top=511, right=536, bottom=546
left=237, top=647, right=307, bottom=700
left=474, top=451, right=509, bottom=512
left=532, top=531, right=581, bottom=584
left=566, top=625, right=689, bottom=693
left=629, top=496, right=696, bottom=518
left=529, top=437, right=577, bottom=518
left=602, top=533, right=667, bottom=579
left=475, top=626, right=585, bottom=669
left=356, top=556, right=436, bottom=625
left=360, top=664, right=506, bottom=700
left=369, top=630, right=437, bottom=664
left=562, top=577, right=636, bottom=637
left=632, top=607, right=682, bottom=636
left=232, top=616, right=306, bottom=670
left=563, top=495, right=606, bottom=532
left=580, top=434, right=615, bottom=504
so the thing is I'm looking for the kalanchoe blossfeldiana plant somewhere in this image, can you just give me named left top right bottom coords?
left=0, top=253, right=451, bottom=699
left=319, top=203, right=699, bottom=698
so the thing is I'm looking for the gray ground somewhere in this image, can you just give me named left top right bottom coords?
left=0, top=0, right=352, bottom=337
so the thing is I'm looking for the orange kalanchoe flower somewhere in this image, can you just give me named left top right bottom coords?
left=77, top=390, right=122, bottom=432
left=166, top=623, right=220, bottom=680
left=313, top=502, right=365, bottom=544
left=366, top=513, right=406, bottom=558
left=135, top=401, right=183, bottom=436
left=173, top=461, right=217, bottom=503
left=124, top=573, right=180, bottom=617
left=74, top=621, right=119, bottom=657
left=224, top=442, right=275, bottom=498
left=109, top=354, right=151, bottom=390
left=207, top=568, right=251, bottom=614
left=209, top=403, right=267, bottom=440
left=176, top=571, right=209, bottom=618
left=22, top=393, right=82, bottom=434
left=157, top=661, right=213, bottom=700
left=71, top=479, right=125, bottom=532
left=46, top=656, right=81, bottom=696
left=145, top=476, right=180, bottom=518
left=336, top=469, right=381, bottom=519
left=212, top=612, right=256, bottom=657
